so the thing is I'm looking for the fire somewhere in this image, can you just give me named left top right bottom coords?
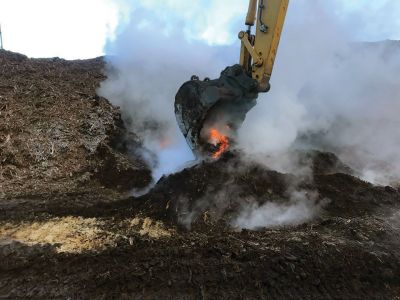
left=209, top=128, right=229, bottom=158
left=158, top=137, right=172, bottom=149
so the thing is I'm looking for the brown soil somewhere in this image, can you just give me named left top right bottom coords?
left=1, top=50, right=400, bottom=299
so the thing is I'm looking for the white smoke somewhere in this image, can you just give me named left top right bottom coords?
left=237, top=2, right=400, bottom=185
left=233, top=190, right=324, bottom=230
left=99, top=1, right=399, bottom=228
left=100, top=1, right=400, bottom=185
left=98, top=3, right=241, bottom=179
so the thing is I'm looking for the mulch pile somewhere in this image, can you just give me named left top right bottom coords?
left=0, top=50, right=151, bottom=213
left=0, top=50, right=400, bottom=299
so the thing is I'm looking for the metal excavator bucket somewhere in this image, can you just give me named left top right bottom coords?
left=175, top=65, right=259, bottom=158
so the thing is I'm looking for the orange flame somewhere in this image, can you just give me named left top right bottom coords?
left=158, top=137, right=172, bottom=149
left=209, top=128, right=229, bottom=158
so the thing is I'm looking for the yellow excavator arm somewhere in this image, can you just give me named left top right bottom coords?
left=175, top=0, right=289, bottom=156
left=239, top=0, right=289, bottom=92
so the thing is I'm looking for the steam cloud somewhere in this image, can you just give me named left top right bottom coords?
left=99, top=1, right=400, bottom=228
left=238, top=2, right=400, bottom=185
left=233, top=190, right=324, bottom=230
left=98, top=2, right=242, bottom=179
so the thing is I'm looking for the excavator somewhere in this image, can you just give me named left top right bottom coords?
left=175, top=0, right=289, bottom=158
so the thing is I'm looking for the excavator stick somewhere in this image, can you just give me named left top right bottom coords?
left=240, top=0, right=289, bottom=91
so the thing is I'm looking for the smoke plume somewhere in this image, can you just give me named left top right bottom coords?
left=98, top=2, right=244, bottom=179
left=99, top=1, right=400, bottom=228
left=233, top=190, right=324, bottom=230
left=237, top=2, right=400, bottom=185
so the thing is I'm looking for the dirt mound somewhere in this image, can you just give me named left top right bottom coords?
left=0, top=50, right=151, bottom=213
left=135, top=151, right=399, bottom=230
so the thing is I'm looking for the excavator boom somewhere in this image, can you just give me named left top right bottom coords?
left=175, top=0, right=289, bottom=158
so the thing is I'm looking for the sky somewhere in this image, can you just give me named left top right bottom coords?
left=0, top=0, right=121, bottom=59
left=0, top=0, right=399, bottom=59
